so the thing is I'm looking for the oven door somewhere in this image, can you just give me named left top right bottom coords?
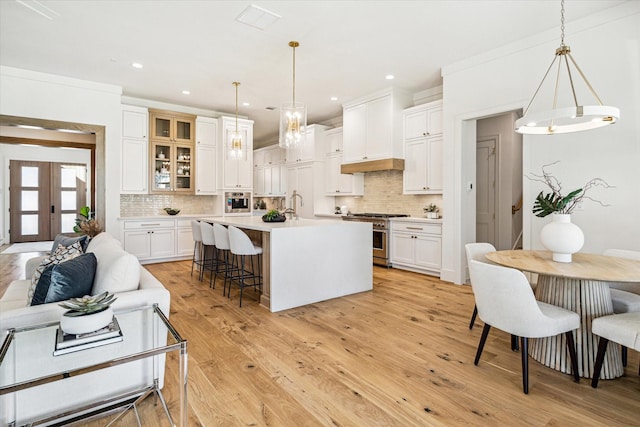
left=372, top=229, right=387, bottom=265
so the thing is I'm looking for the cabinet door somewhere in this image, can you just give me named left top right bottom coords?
left=404, top=110, right=427, bottom=140
left=426, top=105, right=443, bottom=135
left=253, top=149, right=265, bottom=167
left=151, top=142, right=173, bottom=192
left=325, top=154, right=340, bottom=194
left=151, top=113, right=174, bottom=142
left=196, top=120, right=217, bottom=147
left=426, top=136, right=443, bottom=191
left=122, top=138, right=148, bottom=194
left=403, top=139, right=427, bottom=193
left=365, top=96, right=392, bottom=160
left=287, top=165, right=313, bottom=218
left=123, top=109, right=147, bottom=139
left=254, top=166, right=265, bottom=195
left=390, top=233, right=415, bottom=264
left=174, top=117, right=194, bottom=143
left=176, top=227, right=194, bottom=256
left=342, top=104, right=367, bottom=162
left=195, top=143, right=217, bottom=195
left=149, top=229, right=175, bottom=258
left=415, top=235, right=442, bottom=270
left=124, top=230, right=151, bottom=259
left=325, top=129, right=343, bottom=155
left=174, top=143, right=193, bottom=192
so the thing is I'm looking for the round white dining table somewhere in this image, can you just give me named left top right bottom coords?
left=486, top=250, right=640, bottom=379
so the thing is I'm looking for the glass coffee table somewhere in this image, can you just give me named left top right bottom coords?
left=0, top=304, right=187, bottom=426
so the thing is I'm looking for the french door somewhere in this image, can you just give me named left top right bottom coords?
left=9, top=161, right=87, bottom=243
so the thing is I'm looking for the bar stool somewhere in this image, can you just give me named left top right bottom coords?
left=190, top=220, right=204, bottom=279
left=212, top=223, right=236, bottom=294
left=199, top=222, right=222, bottom=288
left=228, top=225, right=263, bottom=307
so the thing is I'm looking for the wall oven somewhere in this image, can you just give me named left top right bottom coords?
left=343, top=213, right=408, bottom=267
left=224, top=191, right=251, bottom=214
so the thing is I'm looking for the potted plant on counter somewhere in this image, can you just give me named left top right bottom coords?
left=423, top=203, right=440, bottom=219
left=59, top=292, right=117, bottom=334
left=262, top=209, right=286, bottom=223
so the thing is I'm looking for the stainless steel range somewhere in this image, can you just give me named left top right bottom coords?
left=343, top=213, right=409, bottom=267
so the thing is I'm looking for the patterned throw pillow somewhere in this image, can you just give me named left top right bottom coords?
left=26, top=241, right=83, bottom=305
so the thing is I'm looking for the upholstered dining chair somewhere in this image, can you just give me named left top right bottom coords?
left=468, top=259, right=580, bottom=394
left=199, top=222, right=221, bottom=288
left=228, top=225, right=263, bottom=307
left=212, top=223, right=235, bottom=293
left=190, top=220, right=204, bottom=279
left=591, top=312, right=640, bottom=388
left=464, top=243, right=496, bottom=330
left=603, top=248, right=640, bottom=366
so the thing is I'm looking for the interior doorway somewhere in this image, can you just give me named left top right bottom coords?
left=475, top=112, right=523, bottom=251
left=9, top=160, right=87, bottom=243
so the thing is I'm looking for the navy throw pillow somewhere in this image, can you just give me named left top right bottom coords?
left=51, top=234, right=90, bottom=254
left=31, top=253, right=97, bottom=305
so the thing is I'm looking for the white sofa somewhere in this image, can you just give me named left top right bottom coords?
left=0, top=232, right=171, bottom=425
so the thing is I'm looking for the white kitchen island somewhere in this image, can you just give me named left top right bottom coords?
left=200, top=216, right=373, bottom=312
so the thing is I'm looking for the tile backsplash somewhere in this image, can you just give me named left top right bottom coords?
left=120, top=194, right=216, bottom=217
left=335, top=170, right=442, bottom=218
left=120, top=171, right=441, bottom=218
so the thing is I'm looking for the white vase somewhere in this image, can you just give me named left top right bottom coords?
left=60, top=307, right=114, bottom=335
left=540, top=213, right=584, bottom=263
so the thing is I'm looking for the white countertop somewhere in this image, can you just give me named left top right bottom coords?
left=118, top=214, right=213, bottom=221
left=199, top=215, right=348, bottom=232
left=389, top=217, right=443, bottom=224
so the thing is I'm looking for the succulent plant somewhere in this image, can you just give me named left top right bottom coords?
left=59, top=292, right=117, bottom=317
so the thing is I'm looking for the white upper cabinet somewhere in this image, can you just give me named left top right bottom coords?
left=286, top=124, right=328, bottom=163
left=325, top=127, right=343, bottom=155
left=195, top=117, right=218, bottom=195
left=121, top=106, right=149, bottom=194
left=254, top=145, right=286, bottom=196
left=403, top=100, right=443, bottom=140
left=402, top=100, right=443, bottom=194
left=221, top=116, right=253, bottom=189
left=323, top=127, right=364, bottom=196
left=342, top=88, right=411, bottom=164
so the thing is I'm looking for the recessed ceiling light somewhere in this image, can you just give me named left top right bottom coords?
left=236, top=4, right=281, bottom=30
left=385, top=74, right=395, bottom=80
left=242, top=102, right=250, bottom=107
left=181, top=90, right=191, bottom=95
left=330, top=96, right=338, bottom=101
left=131, top=62, right=143, bottom=69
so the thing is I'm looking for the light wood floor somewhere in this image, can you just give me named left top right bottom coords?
left=1, top=249, right=638, bottom=426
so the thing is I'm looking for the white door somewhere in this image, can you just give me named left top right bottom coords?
left=476, top=137, right=497, bottom=246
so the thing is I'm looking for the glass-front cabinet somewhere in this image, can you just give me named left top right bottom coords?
left=150, top=111, right=194, bottom=143
left=149, top=109, right=196, bottom=194
left=150, top=141, right=194, bottom=193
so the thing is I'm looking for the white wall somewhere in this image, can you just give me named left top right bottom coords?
left=0, top=66, right=122, bottom=236
left=441, top=3, right=640, bottom=284
left=0, top=144, right=92, bottom=243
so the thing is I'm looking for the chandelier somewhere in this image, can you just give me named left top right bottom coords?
left=279, top=41, right=307, bottom=149
left=228, top=81, right=244, bottom=159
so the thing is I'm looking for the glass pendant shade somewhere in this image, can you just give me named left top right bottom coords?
left=280, top=41, right=307, bottom=149
left=279, top=102, right=306, bottom=149
left=227, top=81, right=244, bottom=159
left=515, top=0, right=619, bottom=135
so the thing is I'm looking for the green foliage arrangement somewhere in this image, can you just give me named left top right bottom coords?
left=264, top=209, right=282, bottom=221
left=59, top=292, right=117, bottom=317
left=528, top=162, right=613, bottom=218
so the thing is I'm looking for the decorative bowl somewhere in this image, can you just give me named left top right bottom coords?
left=262, top=214, right=286, bottom=223
left=164, top=208, right=180, bottom=216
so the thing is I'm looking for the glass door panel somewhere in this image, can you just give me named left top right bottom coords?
left=152, top=115, right=172, bottom=141
left=175, top=119, right=192, bottom=142
left=174, top=144, right=192, bottom=191
left=152, top=142, right=173, bottom=192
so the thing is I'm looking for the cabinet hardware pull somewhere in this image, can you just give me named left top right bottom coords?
left=142, top=223, right=161, bottom=227
left=407, top=227, right=423, bottom=230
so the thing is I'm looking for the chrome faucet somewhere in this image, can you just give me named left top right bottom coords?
left=289, top=190, right=304, bottom=219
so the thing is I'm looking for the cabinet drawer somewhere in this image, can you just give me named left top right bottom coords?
left=176, top=219, right=193, bottom=228
left=124, top=219, right=175, bottom=230
left=391, top=222, right=441, bottom=235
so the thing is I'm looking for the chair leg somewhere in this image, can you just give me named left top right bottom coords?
left=621, top=346, right=627, bottom=367
left=511, top=334, right=519, bottom=352
left=191, top=241, right=197, bottom=277
left=521, top=337, right=529, bottom=394
left=565, top=331, right=580, bottom=383
left=474, top=324, right=491, bottom=365
left=469, top=305, right=478, bottom=330
left=591, top=337, right=610, bottom=388
left=239, top=255, right=245, bottom=307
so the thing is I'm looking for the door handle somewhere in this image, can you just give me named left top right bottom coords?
left=51, top=205, right=55, bottom=213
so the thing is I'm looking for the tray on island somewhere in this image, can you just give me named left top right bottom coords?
left=262, top=214, right=286, bottom=223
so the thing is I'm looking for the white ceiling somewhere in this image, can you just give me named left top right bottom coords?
left=0, top=0, right=623, bottom=146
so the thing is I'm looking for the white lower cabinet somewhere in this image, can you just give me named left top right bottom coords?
left=390, top=220, right=441, bottom=275
left=122, top=218, right=193, bottom=262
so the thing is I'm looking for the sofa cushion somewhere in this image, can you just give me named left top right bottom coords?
left=27, top=241, right=83, bottom=305
left=52, top=234, right=89, bottom=254
left=89, top=245, right=140, bottom=295
left=86, top=232, right=120, bottom=253
left=31, top=253, right=97, bottom=305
